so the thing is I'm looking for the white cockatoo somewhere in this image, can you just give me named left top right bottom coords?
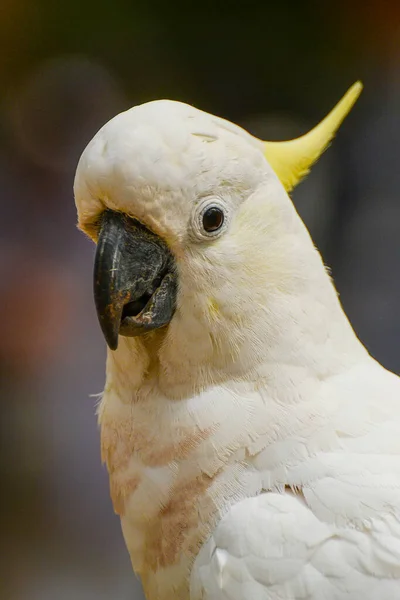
left=74, top=82, right=400, bottom=600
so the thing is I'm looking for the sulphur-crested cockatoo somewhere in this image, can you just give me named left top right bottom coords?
left=74, top=82, right=400, bottom=600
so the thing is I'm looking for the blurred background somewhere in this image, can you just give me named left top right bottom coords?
left=1, top=1, right=399, bottom=598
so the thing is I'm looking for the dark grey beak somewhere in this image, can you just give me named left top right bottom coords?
left=93, top=210, right=177, bottom=350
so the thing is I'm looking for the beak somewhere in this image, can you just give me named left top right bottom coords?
left=93, top=210, right=177, bottom=350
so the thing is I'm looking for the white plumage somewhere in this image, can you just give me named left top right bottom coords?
left=192, top=361, right=400, bottom=600
left=74, top=89, right=400, bottom=600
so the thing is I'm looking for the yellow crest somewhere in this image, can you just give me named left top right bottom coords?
left=263, top=81, right=363, bottom=192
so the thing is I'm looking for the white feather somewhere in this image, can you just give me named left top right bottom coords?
left=73, top=99, right=400, bottom=599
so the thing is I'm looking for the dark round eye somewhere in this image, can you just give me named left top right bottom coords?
left=202, top=206, right=224, bottom=233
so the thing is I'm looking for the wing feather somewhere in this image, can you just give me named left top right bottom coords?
left=191, top=493, right=400, bottom=599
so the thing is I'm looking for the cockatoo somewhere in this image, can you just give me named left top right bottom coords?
left=74, top=82, right=400, bottom=600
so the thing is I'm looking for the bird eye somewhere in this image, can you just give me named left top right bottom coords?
left=190, top=197, right=228, bottom=241
left=202, top=206, right=225, bottom=233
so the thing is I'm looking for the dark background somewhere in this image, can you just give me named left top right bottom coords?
left=1, top=2, right=399, bottom=598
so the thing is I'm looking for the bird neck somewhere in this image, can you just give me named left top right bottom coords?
left=159, top=264, right=366, bottom=401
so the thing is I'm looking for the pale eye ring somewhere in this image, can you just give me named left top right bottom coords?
left=190, top=197, right=229, bottom=241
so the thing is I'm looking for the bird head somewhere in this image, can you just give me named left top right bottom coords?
left=74, top=83, right=362, bottom=390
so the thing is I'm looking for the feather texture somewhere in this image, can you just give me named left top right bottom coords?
left=191, top=362, right=400, bottom=599
left=73, top=95, right=400, bottom=600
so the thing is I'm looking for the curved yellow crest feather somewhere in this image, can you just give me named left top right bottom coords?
left=263, top=81, right=363, bottom=192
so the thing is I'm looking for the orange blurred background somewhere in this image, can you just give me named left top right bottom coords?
left=1, top=2, right=399, bottom=598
